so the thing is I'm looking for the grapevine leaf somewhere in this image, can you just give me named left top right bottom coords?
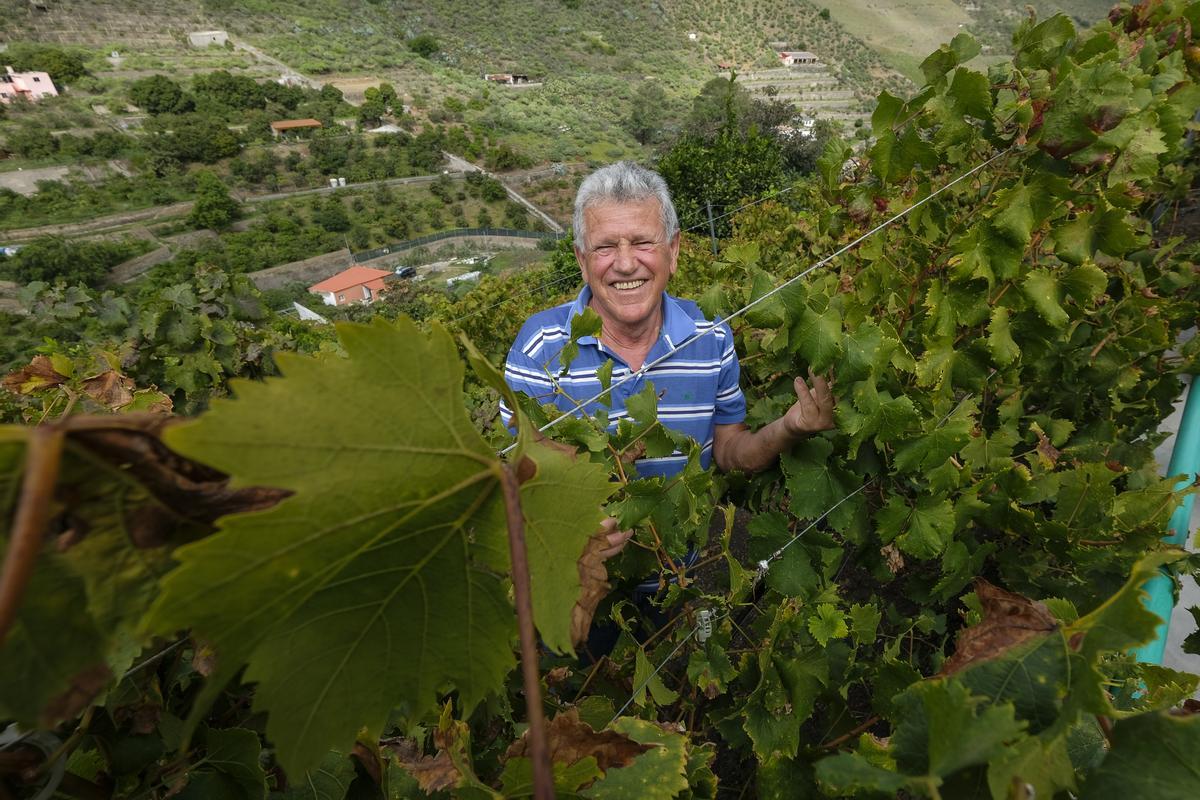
left=504, top=709, right=652, bottom=773
left=891, top=680, right=1026, bottom=779
left=885, top=495, right=956, bottom=560
left=747, top=511, right=819, bottom=597
left=499, top=757, right=603, bottom=798
left=1103, top=122, right=1168, bottom=187
left=177, top=727, right=267, bottom=800
left=1053, top=463, right=1116, bottom=529
left=581, top=718, right=689, bottom=799
left=942, top=580, right=1058, bottom=676
left=991, top=183, right=1036, bottom=246
left=949, top=68, right=991, bottom=119
left=272, top=750, right=356, bottom=800
left=781, top=437, right=850, bottom=519
left=0, top=544, right=109, bottom=728
left=1060, top=550, right=1188, bottom=721
left=892, top=416, right=971, bottom=474
left=986, top=307, right=1021, bottom=366
left=687, top=640, right=737, bottom=699
left=744, top=650, right=827, bottom=761
left=558, top=307, right=603, bottom=376
left=1054, top=209, right=1137, bottom=265
left=807, top=604, right=848, bottom=646
left=146, top=319, right=523, bottom=776
left=744, top=269, right=787, bottom=329
left=634, top=647, right=679, bottom=707
left=1078, top=711, right=1200, bottom=800
left=1022, top=269, right=1069, bottom=328
left=815, top=752, right=911, bottom=796
left=514, top=431, right=615, bottom=655
left=1062, top=263, right=1108, bottom=305
left=849, top=603, right=882, bottom=647
left=839, top=321, right=897, bottom=384
left=920, top=32, right=981, bottom=84
left=987, top=734, right=1076, bottom=800
left=793, top=305, right=843, bottom=372
left=871, top=91, right=905, bottom=136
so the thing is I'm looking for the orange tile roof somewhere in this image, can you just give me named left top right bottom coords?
left=309, top=266, right=392, bottom=294
left=270, top=118, right=323, bottom=131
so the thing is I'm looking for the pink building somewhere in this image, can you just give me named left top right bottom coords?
left=309, top=266, right=392, bottom=306
left=0, top=66, right=58, bottom=103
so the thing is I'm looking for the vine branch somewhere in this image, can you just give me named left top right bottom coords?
left=499, top=464, right=555, bottom=800
left=0, top=426, right=65, bottom=647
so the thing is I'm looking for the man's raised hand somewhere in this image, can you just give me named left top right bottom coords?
left=783, top=370, right=835, bottom=437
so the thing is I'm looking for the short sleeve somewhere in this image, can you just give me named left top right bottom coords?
left=499, top=343, right=556, bottom=430
left=713, top=322, right=746, bottom=425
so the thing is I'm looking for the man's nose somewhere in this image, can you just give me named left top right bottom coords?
left=613, top=240, right=638, bottom=271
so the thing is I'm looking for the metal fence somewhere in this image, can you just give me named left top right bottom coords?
left=351, top=227, right=565, bottom=263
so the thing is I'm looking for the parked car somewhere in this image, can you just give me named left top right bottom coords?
left=395, top=266, right=417, bottom=278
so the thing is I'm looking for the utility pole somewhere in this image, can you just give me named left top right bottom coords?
left=706, top=199, right=718, bottom=256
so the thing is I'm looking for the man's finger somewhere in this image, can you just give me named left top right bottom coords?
left=597, top=516, right=618, bottom=535
left=811, top=374, right=834, bottom=406
left=606, top=528, right=633, bottom=547
left=793, top=376, right=820, bottom=415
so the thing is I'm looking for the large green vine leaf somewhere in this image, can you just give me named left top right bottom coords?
left=1077, top=711, right=1200, bottom=799
left=147, top=318, right=609, bottom=775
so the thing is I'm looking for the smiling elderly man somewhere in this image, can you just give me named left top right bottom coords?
left=500, top=161, right=834, bottom=557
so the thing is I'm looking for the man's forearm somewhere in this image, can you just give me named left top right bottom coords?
left=713, top=418, right=805, bottom=474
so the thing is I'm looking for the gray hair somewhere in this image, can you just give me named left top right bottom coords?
left=572, top=161, right=680, bottom=249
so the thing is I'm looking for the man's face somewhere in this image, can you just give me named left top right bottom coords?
left=575, top=198, right=679, bottom=332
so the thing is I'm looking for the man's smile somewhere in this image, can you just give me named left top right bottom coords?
left=611, top=279, right=648, bottom=291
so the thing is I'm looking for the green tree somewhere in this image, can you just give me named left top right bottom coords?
left=628, top=81, right=669, bottom=145
left=129, top=75, right=190, bottom=115
left=0, top=236, right=145, bottom=287
left=407, top=34, right=440, bottom=58
left=357, top=95, right=387, bottom=128
left=656, top=126, right=785, bottom=237
left=685, top=75, right=755, bottom=139
left=312, top=196, right=351, bottom=232
left=4, top=43, right=86, bottom=85
left=3, top=124, right=58, bottom=159
left=193, top=70, right=266, bottom=110
left=188, top=171, right=241, bottom=231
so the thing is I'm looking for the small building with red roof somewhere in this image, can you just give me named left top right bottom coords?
left=270, top=118, right=323, bottom=139
left=308, top=266, right=392, bottom=307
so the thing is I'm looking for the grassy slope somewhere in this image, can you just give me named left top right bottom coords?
left=807, top=0, right=972, bottom=82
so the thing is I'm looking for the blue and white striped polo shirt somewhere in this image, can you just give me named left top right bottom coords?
left=499, top=286, right=746, bottom=477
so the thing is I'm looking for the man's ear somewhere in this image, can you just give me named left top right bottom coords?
left=574, top=246, right=587, bottom=278
left=667, top=232, right=681, bottom=276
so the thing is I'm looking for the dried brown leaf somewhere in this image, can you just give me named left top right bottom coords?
left=59, top=414, right=290, bottom=525
left=81, top=370, right=134, bottom=410
left=941, top=579, right=1058, bottom=675
left=504, top=708, right=651, bottom=771
left=571, top=533, right=611, bottom=647
left=881, top=543, right=905, bottom=575
left=1035, top=430, right=1061, bottom=467
left=2, top=355, right=67, bottom=395
left=545, top=666, right=572, bottom=689
left=191, top=640, right=217, bottom=677
left=387, top=738, right=464, bottom=794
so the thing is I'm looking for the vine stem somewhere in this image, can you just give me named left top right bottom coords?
left=0, top=426, right=65, bottom=647
left=818, top=714, right=881, bottom=750
left=499, top=464, right=555, bottom=800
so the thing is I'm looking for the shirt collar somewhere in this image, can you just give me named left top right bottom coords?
left=567, top=285, right=697, bottom=348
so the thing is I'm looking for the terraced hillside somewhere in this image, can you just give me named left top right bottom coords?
left=0, top=0, right=1124, bottom=164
